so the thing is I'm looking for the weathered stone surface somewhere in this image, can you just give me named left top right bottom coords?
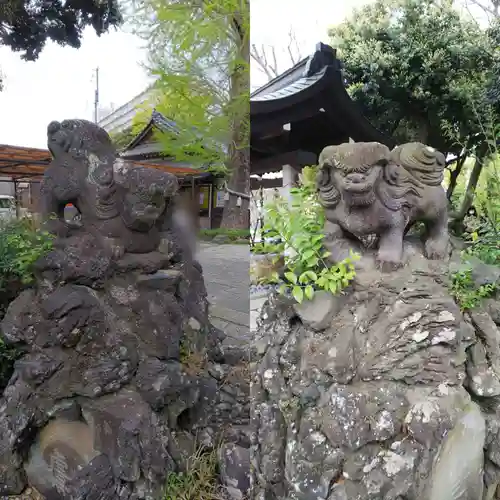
left=0, top=119, right=249, bottom=497
left=293, top=290, right=345, bottom=331
left=469, top=256, right=500, bottom=287
left=251, top=233, right=496, bottom=499
left=219, top=443, right=250, bottom=500
left=64, top=454, right=121, bottom=500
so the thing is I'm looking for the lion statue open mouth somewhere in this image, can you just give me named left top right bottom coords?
left=316, top=142, right=449, bottom=270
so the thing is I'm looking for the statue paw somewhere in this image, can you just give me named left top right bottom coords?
left=376, top=252, right=404, bottom=272
left=424, top=237, right=448, bottom=260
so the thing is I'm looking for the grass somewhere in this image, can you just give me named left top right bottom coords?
left=163, top=445, right=223, bottom=500
left=199, top=228, right=250, bottom=242
left=179, top=328, right=208, bottom=376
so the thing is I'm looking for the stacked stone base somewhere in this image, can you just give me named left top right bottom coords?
left=0, top=230, right=249, bottom=499
left=251, top=241, right=500, bottom=500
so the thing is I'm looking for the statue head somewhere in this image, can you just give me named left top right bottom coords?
left=317, top=142, right=446, bottom=214
left=317, top=142, right=391, bottom=208
left=47, top=119, right=115, bottom=157
left=113, top=159, right=179, bottom=232
left=47, top=119, right=116, bottom=187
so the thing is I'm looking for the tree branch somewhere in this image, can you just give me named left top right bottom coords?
left=466, top=0, right=500, bottom=18
left=250, top=29, right=303, bottom=82
left=250, top=43, right=278, bottom=81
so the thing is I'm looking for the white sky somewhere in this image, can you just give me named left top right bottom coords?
left=0, top=25, right=151, bottom=148
left=250, top=0, right=375, bottom=90
left=0, top=0, right=489, bottom=149
left=250, top=0, right=489, bottom=89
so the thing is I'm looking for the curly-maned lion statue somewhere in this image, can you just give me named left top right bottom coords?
left=316, top=141, right=449, bottom=270
left=40, top=119, right=179, bottom=254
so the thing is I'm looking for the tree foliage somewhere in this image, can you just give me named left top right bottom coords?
left=0, top=0, right=122, bottom=61
left=330, top=0, right=495, bottom=155
left=129, top=0, right=250, bottom=228
left=110, top=126, right=136, bottom=150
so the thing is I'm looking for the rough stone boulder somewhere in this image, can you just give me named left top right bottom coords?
left=250, top=240, right=500, bottom=499
left=0, top=119, right=249, bottom=500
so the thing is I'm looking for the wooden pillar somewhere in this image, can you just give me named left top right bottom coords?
left=282, top=164, right=300, bottom=201
left=13, top=180, right=19, bottom=218
left=208, top=182, right=213, bottom=229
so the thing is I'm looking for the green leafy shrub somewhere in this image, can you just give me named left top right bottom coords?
left=450, top=267, right=497, bottom=311
left=0, top=218, right=53, bottom=393
left=258, top=166, right=359, bottom=303
left=250, top=240, right=282, bottom=255
left=0, top=217, right=54, bottom=287
left=462, top=155, right=500, bottom=265
left=463, top=227, right=500, bottom=266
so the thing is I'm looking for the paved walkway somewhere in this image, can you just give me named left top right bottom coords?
left=196, top=242, right=250, bottom=347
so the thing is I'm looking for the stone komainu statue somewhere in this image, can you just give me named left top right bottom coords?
left=316, top=141, right=449, bottom=269
left=40, top=119, right=179, bottom=254
left=0, top=120, right=245, bottom=499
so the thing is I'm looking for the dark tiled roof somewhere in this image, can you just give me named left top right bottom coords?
left=251, top=42, right=341, bottom=101
left=151, top=110, right=180, bottom=135
left=251, top=67, right=327, bottom=102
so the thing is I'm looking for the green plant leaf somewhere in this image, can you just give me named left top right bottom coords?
left=316, top=276, right=327, bottom=287
left=302, top=249, right=315, bottom=261
left=307, top=257, right=319, bottom=267
left=292, top=286, right=304, bottom=303
left=298, top=272, right=310, bottom=284
left=304, top=285, right=314, bottom=300
left=329, top=281, right=338, bottom=294
left=284, top=271, right=298, bottom=284
left=306, top=271, right=318, bottom=281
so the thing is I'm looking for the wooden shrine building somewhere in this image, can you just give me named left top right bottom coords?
left=121, top=110, right=226, bottom=229
left=250, top=42, right=394, bottom=190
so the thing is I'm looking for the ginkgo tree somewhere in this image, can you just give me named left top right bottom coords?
left=129, top=0, right=250, bottom=229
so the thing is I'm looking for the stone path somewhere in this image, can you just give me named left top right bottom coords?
left=196, top=242, right=250, bottom=347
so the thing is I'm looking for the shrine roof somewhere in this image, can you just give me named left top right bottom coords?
left=123, top=110, right=181, bottom=153
left=250, top=42, right=393, bottom=148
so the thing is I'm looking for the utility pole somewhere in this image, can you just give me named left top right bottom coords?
left=94, top=67, right=100, bottom=123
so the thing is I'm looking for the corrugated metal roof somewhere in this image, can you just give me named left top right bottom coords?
left=0, top=144, right=51, bottom=178
left=0, top=144, right=203, bottom=179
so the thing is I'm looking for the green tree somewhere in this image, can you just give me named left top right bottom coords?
left=330, top=0, right=495, bottom=199
left=0, top=1, right=121, bottom=61
left=129, top=0, right=250, bottom=229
